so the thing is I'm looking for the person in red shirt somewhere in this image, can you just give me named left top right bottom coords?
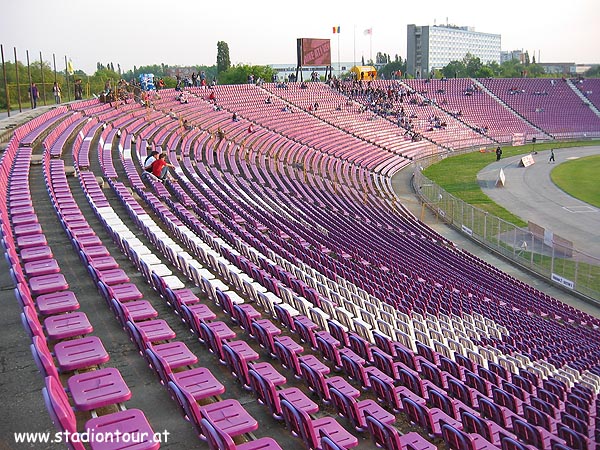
left=151, top=153, right=174, bottom=181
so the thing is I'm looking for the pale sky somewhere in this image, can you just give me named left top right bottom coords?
left=1, top=0, right=599, bottom=75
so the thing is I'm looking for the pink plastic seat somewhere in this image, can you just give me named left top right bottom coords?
left=44, top=311, right=93, bottom=340
left=365, top=411, right=436, bottom=450
left=67, top=367, right=131, bottom=411
left=14, top=222, right=42, bottom=236
left=88, top=255, right=119, bottom=271
left=188, top=300, right=218, bottom=318
left=85, top=408, right=160, bottom=450
left=199, top=399, right=259, bottom=438
left=119, top=300, right=158, bottom=321
left=83, top=245, right=111, bottom=259
left=280, top=398, right=358, bottom=450
left=135, top=319, right=176, bottom=342
left=248, top=368, right=317, bottom=420
left=20, top=245, right=53, bottom=262
left=24, top=258, right=60, bottom=277
left=53, top=336, right=110, bottom=371
left=329, top=386, right=395, bottom=432
left=29, top=273, right=69, bottom=295
left=150, top=341, right=198, bottom=370
left=199, top=417, right=282, bottom=450
left=273, top=335, right=303, bottom=354
left=108, top=283, right=143, bottom=302
left=96, top=268, right=130, bottom=286
left=11, top=213, right=38, bottom=226
left=35, top=290, right=80, bottom=315
left=170, top=366, right=225, bottom=401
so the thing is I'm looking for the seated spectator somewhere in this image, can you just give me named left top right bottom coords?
left=265, top=96, right=272, bottom=104
left=151, top=153, right=175, bottom=182
left=143, top=150, right=160, bottom=173
left=232, top=112, right=239, bottom=121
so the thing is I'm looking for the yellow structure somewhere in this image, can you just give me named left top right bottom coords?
left=350, top=66, right=377, bottom=80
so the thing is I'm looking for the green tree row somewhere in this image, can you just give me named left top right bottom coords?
left=433, top=53, right=600, bottom=79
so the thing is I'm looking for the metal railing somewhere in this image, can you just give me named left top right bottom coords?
left=412, top=155, right=600, bottom=301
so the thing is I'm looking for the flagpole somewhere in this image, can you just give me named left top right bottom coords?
left=369, top=31, right=372, bottom=64
left=338, top=32, right=341, bottom=78
left=353, top=24, right=356, bottom=69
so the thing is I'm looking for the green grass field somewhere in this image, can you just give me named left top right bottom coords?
left=423, top=141, right=595, bottom=227
left=551, top=155, right=600, bottom=208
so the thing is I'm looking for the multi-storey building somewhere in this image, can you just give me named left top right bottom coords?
left=407, top=24, right=501, bottom=78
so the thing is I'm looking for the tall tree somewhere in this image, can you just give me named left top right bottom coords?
left=217, top=41, right=231, bottom=74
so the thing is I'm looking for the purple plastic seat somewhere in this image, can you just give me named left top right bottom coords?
left=199, top=320, right=236, bottom=362
left=402, top=397, right=462, bottom=438
left=16, top=233, right=47, bottom=249
left=316, top=331, right=343, bottom=371
left=85, top=408, right=161, bottom=450
left=327, top=320, right=350, bottom=347
left=43, top=375, right=159, bottom=450
left=252, top=318, right=282, bottom=357
left=183, top=302, right=217, bottom=322
left=478, top=396, right=518, bottom=430
left=150, top=340, right=198, bottom=370
left=67, top=367, right=132, bottom=411
left=280, top=398, right=358, bottom=450
left=20, top=245, right=53, bottom=262
left=135, top=319, right=177, bottom=342
left=347, top=332, right=372, bottom=362
left=53, top=336, right=110, bottom=371
left=199, top=399, right=258, bottom=439
left=329, top=386, right=395, bottom=432
left=36, top=290, right=80, bottom=315
left=14, top=222, right=42, bottom=236
left=199, top=417, right=283, bottom=450
left=96, top=268, right=130, bottom=286
left=29, top=273, right=69, bottom=295
left=461, top=410, right=518, bottom=447
left=369, top=372, right=423, bottom=414
left=371, top=347, right=404, bottom=379
left=222, top=341, right=260, bottom=389
left=44, top=311, right=93, bottom=340
left=82, top=245, right=111, bottom=259
left=294, top=315, right=319, bottom=350
left=441, top=422, right=497, bottom=450
left=87, top=255, right=119, bottom=271
left=11, top=212, right=38, bottom=226
left=107, top=283, right=143, bottom=302
left=233, top=303, right=261, bottom=334
left=145, top=347, right=223, bottom=400
left=365, top=411, right=437, bottom=450
left=300, top=361, right=358, bottom=404
left=248, top=367, right=318, bottom=420
left=118, top=299, right=159, bottom=322
left=273, top=335, right=303, bottom=354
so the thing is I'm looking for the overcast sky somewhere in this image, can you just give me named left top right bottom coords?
left=1, top=0, right=599, bottom=74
